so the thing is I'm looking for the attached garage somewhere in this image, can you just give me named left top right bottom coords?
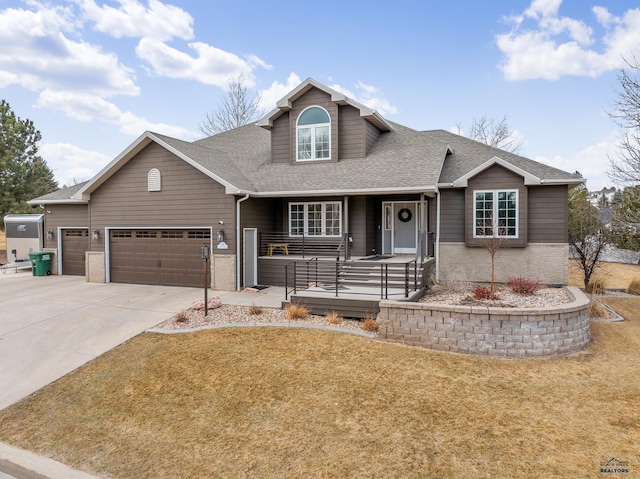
left=109, top=229, right=210, bottom=287
left=61, top=229, right=89, bottom=276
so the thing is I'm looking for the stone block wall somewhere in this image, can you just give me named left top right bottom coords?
left=377, top=286, right=591, bottom=358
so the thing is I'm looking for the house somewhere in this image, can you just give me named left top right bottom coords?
left=31, top=78, right=581, bottom=312
left=589, top=187, right=616, bottom=207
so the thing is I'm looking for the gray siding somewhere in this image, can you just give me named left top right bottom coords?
left=365, top=121, right=382, bottom=153
left=43, top=204, right=88, bottom=249
left=348, top=196, right=367, bottom=256
left=439, top=189, right=465, bottom=242
left=271, top=112, right=290, bottom=164
left=528, top=185, right=568, bottom=242
left=465, top=165, right=528, bottom=247
left=89, top=143, right=235, bottom=253
left=338, top=105, right=365, bottom=160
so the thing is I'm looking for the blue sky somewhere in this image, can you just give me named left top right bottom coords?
left=1, top=0, right=639, bottom=191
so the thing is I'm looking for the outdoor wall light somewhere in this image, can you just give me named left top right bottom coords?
left=217, top=229, right=225, bottom=243
left=47, top=229, right=54, bottom=240
left=92, top=229, right=100, bottom=241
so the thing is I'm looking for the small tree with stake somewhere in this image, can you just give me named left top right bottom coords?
left=476, top=212, right=506, bottom=292
left=568, top=181, right=610, bottom=290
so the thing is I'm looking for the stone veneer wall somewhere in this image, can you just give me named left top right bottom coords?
left=377, top=286, right=591, bottom=358
left=86, top=251, right=106, bottom=283
left=212, top=254, right=236, bottom=291
left=438, top=243, right=569, bottom=285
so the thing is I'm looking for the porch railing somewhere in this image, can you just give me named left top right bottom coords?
left=285, top=258, right=425, bottom=301
left=259, top=232, right=341, bottom=258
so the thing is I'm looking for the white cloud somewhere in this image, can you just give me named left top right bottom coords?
left=330, top=81, right=398, bottom=116
left=77, top=0, right=194, bottom=41
left=40, top=143, right=112, bottom=187
left=37, top=90, right=194, bottom=138
left=497, top=2, right=640, bottom=80
left=0, top=3, right=138, bottom=96
left=136, top=38, right=268, bottom=87
left=534, top=131, right=621, bottom=190
left=258, top=72, right=303, bottom=110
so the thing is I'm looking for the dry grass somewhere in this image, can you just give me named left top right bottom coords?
left=285, top=303, right=309, bottom=319
left=362, top=317, right=379, bottom=332
left=569, top=258, right=640, bottom=290
left=249, top=304, right=263, bottom=315
left=325, top=311, right=343, bottom=325
left=1, top=297, right=640, bottom=478
left=627, top=275, right=640, bottom=295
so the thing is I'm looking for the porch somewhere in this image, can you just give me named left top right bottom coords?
left=280, top=255, right=434, bottom=319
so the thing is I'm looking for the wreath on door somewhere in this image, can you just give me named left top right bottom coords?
left=398, top=208, right=412, bottom=223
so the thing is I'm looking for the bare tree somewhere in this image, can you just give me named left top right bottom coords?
left=199, top=76, right=264, bottom=136
left=608, top=55, right=640, bottom=184
left=457, top=114, right=524, bottom=153
left=568, top=181, right=610, bottom=290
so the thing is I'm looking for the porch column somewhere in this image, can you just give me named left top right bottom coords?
left=344, top=196, right=349, bottom=259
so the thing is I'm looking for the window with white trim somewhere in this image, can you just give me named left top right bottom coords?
left=474, top=190, right=518, bottom=238
left=289, top=202, right=342, bottom=237
left=296, top=106, right=330, bottom=161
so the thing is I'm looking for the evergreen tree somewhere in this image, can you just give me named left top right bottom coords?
left=0, top=100, right=57, bottom=223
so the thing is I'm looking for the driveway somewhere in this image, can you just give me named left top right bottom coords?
left=0, top=272, right=202, bottom=410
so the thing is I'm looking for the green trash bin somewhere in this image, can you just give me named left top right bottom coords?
left=29, top=252, right=53, bottom=276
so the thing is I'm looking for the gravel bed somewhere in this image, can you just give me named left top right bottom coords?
left=155, top=304, right=369, bottom=333
left=420, top=285, right=573, bottom=308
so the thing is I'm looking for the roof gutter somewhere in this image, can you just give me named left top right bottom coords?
left=236, top=193, right=251, bottom=291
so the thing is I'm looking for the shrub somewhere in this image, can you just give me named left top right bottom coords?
left=507, top=276, right=541, bottom=296
left=173, top=310, right=190, bottom=323
left=326, top=311, right=343, bottom=325
left=471, top=286, right=500, bottom=301
left=249, top=304, right=263, bottom=315
left=286, top=303, right=309, bottom=320
left=627, top=275, right=640, bottom=295
left=362, top=317, right=379, bottom=332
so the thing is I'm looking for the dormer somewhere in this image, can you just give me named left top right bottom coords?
left=257, top=78, right=392, bottom=164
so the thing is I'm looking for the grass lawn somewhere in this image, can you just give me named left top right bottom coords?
left=0, top=299, right=639, bottom=478
left=569, top=258, right=640, bottom=290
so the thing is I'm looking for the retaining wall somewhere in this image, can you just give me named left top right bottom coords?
left=377, top=286, right=591, bottom=358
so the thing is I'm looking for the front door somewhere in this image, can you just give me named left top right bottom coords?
left=393, top=202, right=417, bottom=253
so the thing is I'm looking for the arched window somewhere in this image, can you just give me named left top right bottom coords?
left=296, top=106, right=330, bottom=161
left=148, top=168, right=161, bottom=191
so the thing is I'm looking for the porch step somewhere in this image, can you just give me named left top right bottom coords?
left=284, top=295, right=381, bottom=319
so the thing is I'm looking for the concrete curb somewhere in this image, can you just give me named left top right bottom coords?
left=0, top=442, right=101, bottom=479
left=146, top=321, right=377, bottom=339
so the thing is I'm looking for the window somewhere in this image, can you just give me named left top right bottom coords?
left=148, top=168, right=161, bottom=191
left=296, top=107, right=330, bottom=161
left=474, top=190, right=518, bottom=238
left=289, top=202, right=342, bottom=237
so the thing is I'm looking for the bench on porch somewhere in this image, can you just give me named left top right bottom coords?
left=267, top=243, right=289, bottom=256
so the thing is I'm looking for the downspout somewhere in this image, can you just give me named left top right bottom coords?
left=435, top=186, right=441, bottom=281
left=236, top=193, right=250, bottom=291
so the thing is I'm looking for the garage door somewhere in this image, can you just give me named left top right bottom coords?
left=110, top=229, right=210, bottom=287
left=62, top=229, right=89, bottom=276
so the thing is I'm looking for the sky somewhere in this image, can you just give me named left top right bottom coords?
left=1, top=0, right=639, bottom=191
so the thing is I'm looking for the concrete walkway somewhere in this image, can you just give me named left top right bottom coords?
left=0, top=271, right=288, bottom=479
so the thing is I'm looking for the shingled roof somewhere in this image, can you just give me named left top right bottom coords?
left=33, top=78, right=582, bottom=204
